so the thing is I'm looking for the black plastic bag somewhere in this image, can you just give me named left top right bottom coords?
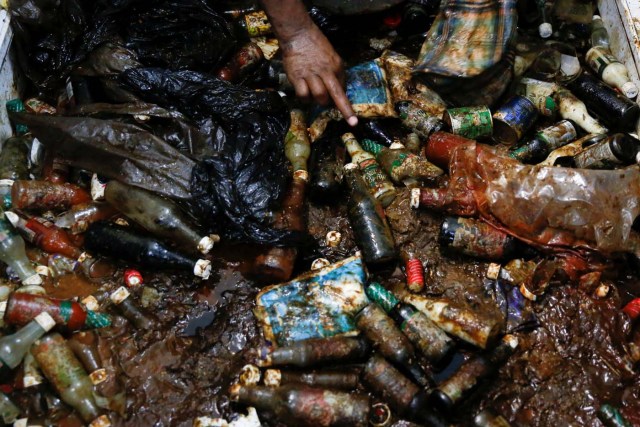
left=122, top=67, right=301, bottom=246
left=124, top=0, right=237, bottom=71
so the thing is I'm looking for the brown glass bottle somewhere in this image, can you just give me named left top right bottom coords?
left=11, top=180, right=91, bottom=211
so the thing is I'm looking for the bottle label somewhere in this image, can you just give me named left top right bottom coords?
left=451, top=218, right=508, bottom=259
left=357, top=158, right=393, bottom=200
left=401, top=106, right=442, bottom=137
left=244, top=11, right=272, bottom=37
left=587, top=47, right=618, bottom=77
left=516, top=78, right=558, bottom=117
left=538, top=121, right=577, bottom=150
left=574, top=141, right=621, bottom=169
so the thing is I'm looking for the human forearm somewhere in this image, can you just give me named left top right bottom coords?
left=260, top=0, right=315, bottom=44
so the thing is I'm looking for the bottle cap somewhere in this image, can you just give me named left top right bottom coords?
left=311, top=258, right=331, bottom=270
left=486, top=263, right=501, bottom=280
left=621, top=82, right=638, bottom=99
left=194, top=259, right=211, bottom=279
left=196, top=234, right=220, bottom=255
left=370, top=403, right=392, bottom=427
left=325, top=231, right=342, bottom=247
left=124, top=268, right=143, bottom=287
left=35, top=265, right=49, bottom=276
left=16, top=285, right=46, bottom=295
left=89, top=368, right=108, bottom=385
left=410, top=188, right=420, bottom=209
left=82, top=295, right=100, bottom=311
left=239, top=364, right=261, bottom=386
left=341, top=133, right=357, bottom=143
left=89, top=415, right=111, bottom=427
left=34, top=312, right=56, bottom=331
left=343, top=162, right=357, bottom=171
left=22, top=274, right=43, bottom=286
left=502, top=334, right=519, bottom=349
left=110, top=286, right=130, bottom=305
left=389, top=142, right=406, bottom=150
left=13, top=418, right=28, bottom=427
left=293, top=169, right=309, bottom=182
left=594, top=283, right=610, bottom=298
left=91, top=174, right=107, bottom=201
left=263, top=369, right=281, bottom=387
left=623, top=298, right=640, bottom=320
left=538, top=22, right=552, bottom=38
left=593, top=15, right=602, bottom=21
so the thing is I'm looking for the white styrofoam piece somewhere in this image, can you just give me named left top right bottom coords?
left=0, top=9, right=18, bottom=143
left=598, top=0, right=640, bottom=89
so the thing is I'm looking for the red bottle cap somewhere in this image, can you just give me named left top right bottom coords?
left=124, top=269, right=143, bottom=287
left=383, top=12, right=402, bottom=29
left=623, top=298, right=640, bottom=320
left=0, top=384, right=12, bottom=394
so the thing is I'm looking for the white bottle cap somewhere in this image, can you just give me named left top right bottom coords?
left=4, top=211, right=18, bottom=226
left=0, top=179, right=14, bottom=188
left=410, top=188, right=421, bottom=209
left=593, top=15, right=602, bottom=21
left=34, top=312, right=56, bottom=331
left=91, top=174, right=107, bottom=201
left=311, top=258, right=331, bottom=271
left=502, top=334, right=519, bottom=349
left=110, top=286, right=130, bottom=305
left=263, top=369, right=281, bottom=387
left=197, top=235, right=217, bottom=255
left=622, top=82, right=639, bottom=99
left=89, top=368, right=108, bottom=385
left=194, top=259, right=211, bottom=279
left=14, top=418, right=28, bottom=427
left=81, top=295, right=100, bottom=311
left=389, top=142, right=406, bottom=150
left=343, top=162, right=357, bottom=171
left=239, top=364, right=261, bottom=386
left=22, top=274, right=43, bottom=286
left=293, top=169, right=309, bottom=182
left=538, top=22, right=552, bottom=38
left=325, top=231, right=342, bottom=247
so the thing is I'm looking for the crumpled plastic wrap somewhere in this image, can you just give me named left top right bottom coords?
left=440, top=142, right=640, bottom=256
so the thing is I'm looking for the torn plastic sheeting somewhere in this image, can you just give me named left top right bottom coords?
left=11, top=112, right=195, bottom=201
left=121, top=68, right=304, bottom=246
left=442, top=141, right=640, bottom=256
left=254, top=255, right=368, bottom=347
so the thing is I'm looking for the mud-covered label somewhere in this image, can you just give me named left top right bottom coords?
left=492, top=96, right=538, bottom=143
left=446, top=106, right=493, bottom=139
left=574, top=141, right=621, bottom=169
left=586, top=46, right=618, bottom=76
left=357, top=158, right=393, bottom=200
left=244, top=11, right=271, bottom=37
left=451, top=218, right=508, bottom=259
left=401, top=311, right=451, bottom=360
left=538, top=121, right=577, bottom=150
left=365, top=282, right=398, bottom=313
left=400, top=105, right=442, bottom=138
left=516, top=78, right=557, bottom=117
left=345, top=60, right=389, bottom=105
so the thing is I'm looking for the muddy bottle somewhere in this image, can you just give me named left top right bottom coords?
left=3, top=293, right=111, bottom=330
left=361, top=139, right=444, bottom=184
left=0, top=137, right=29, bottom=181
left=591, top=15, right=610, bottom=49
left=362, top=354, right=448, bottom=427
left=0, top=180, right=12, bottom=211
left=68, top=331, right=108, bottom=386
left=31, top=333, right=105, bottom=424
left=430, top=335, right=519, bottom=412
left=109, top=286, right=156, bottom=330
left=516, top=77, right=558, bottom=117
left=104, top=181, right=218, bottom=255
left=84, top=222, right=211, bottom=279
left=355, top=303, right=431, bottom=387
left=309, top=135, right=345, bottom=202
left=492, top=95, right=539, bottom=146
left=54, top=202, right=117, bottom=234
left=555, top=88, right=608, bottom=134
left=254, top=336, right=370, bottom=368
left=0, top=312, right=55, bottom=375
left=0, top=391, right=20, bottom=424
left=11, top=180, right=91, bottom=211
left=360, top=119, right=396, bottom=147
left=344, top=163, right=396, bottom=265
left=342, top=133, right=397, bottom=207
left=509, top=120, right=578, bottom=163
left=440, top=217, right=531, bottom=261
left=474, top=409, right=511, bottom=427
left=263, top=369, right=360, bottom=390
left=216, top=42, right=264, bottom=83
left=230, top=384, right=371, bottom=427
left=586, top=46, right=638, bottom=99
left=0, top=217, right=41, bottom=285
left=567, top=72, right=640, bottom=130
left=5, top=211, right=82, bottom=259
left=423, top=132, right=474, bottom=171
left=598, top=404, right=632, bottom=427
left=571, top=133, right=640, bottom=169
left=254, top=110, right=310, bottom=282
left=366, top=282, right=453, bottom=362
left=234, top=10, right=272, bottom=38
left=404, top=293, right=501, bottom=349
left=395, top=101, right=444, bottom=139
left=404, top=133, right=422, bottom=154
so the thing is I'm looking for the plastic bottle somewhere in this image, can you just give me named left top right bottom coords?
left=84, top=222, right=211, bottom=279
left=430, top=335, right=519, bottom=412
left=342, top=133, right=397, bottom=207
left=11, top=180, right=91, bottom=211
left=586, top=46, right=638, bottom=99
left=0, top=311, right=55, bottom=373
left=509, top=120, right=578, bottom=163
left=0, top=217, right=41, bottom=285
left=2, top=293, right=110, bottom=330
left=254, top=336, right=370, bottom=368
left=572, top=133, right=640, bottom=169
left=360, top=139, right=444, bottom=184
left=31, top=333, right=106, bottom=425
left=344, top=163, right=397, bottom=265
left=229, top=384, right=372, bottom=427
left=0, top=137, right=29, bottom=181
left=5, top=211, right=82, bottom=259
left=555, top=88, right=608, bottom=134
left=366, top=282, right=453, bottom=362
left=104, top=181, right=218, bottom=255
left=423, top=132, right=474, bottom=171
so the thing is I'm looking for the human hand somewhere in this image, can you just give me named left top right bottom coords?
left=281, top=25, right=358, bottom=126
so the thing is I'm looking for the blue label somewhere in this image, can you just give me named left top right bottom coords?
left=345, top=61, right=388, bottom=106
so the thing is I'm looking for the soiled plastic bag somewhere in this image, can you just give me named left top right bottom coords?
left=121, top=67, right=300, bottom=246
left=74, top=42, right=141, bottom=77
left=431, top=141, right=640, bottom=256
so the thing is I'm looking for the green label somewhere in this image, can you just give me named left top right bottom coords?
left=60, top=300, right=72, bottom=324
left=365, top=282, right=398, bottom=313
